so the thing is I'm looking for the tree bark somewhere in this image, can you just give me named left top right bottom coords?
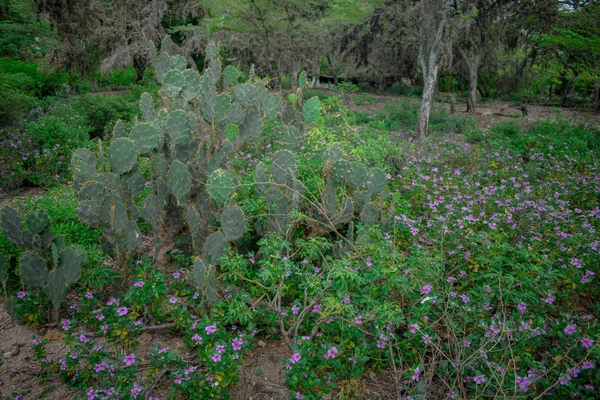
left=466, top=55, right=480, bottom=112
left=417, top=64, right=438, bottom=137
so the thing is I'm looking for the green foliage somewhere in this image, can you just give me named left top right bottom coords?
left=73, top=94, right=137, bottom=139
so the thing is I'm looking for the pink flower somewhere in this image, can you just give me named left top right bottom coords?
left=123, top=353, right=136, bottom=366
left=564, top=324, right=577, bottom=335
left=169, top=296, right=178, bottom=304
left=205, top=325, right=217, bottom=334
left=212, top=353, right=222, bottom=362
left=290, top=353, right=301, bottom=364
left=411, top=367, right=420, bottom=381
left=421, top=285, right=432, bottom=295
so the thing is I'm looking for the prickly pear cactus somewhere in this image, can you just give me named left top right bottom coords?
left=0, top=206, right=84, bottom=319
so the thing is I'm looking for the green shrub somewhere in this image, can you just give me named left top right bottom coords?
left=73, top=94, right=137, bottom=138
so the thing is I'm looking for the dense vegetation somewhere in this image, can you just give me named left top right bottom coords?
left=0, top=1, right=599, bottom=399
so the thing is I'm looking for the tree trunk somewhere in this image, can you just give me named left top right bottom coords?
left=133, top=55, right=146, bottom=84
left=417, top=65, right=438, bottom=137
left=593, top=83, right=600, bottom=113
left=466, top=58, right=479, bottom=112
left=560, top=73, right=574, bottom=107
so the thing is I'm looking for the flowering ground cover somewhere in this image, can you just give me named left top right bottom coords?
left=1, top=85, right=599, bottom=400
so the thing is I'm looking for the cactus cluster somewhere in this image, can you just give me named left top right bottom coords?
left=70, top=38, right=319, bottom=288
left=0, top=207, right=84, bottom=318
left=253, top=140, right=391, bottom=245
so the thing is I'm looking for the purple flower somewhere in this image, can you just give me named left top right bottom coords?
left=117, top=307, right=128, bottom=316
left=32, top=339, right=42, bottom=346
left=421, top=285, right=432, bottom=295
left=290, top=353, right=301, bottom=364
left=123, top=353, right=136, bottom=366
left=169, top=296, right=178, bottom=304
left=130, top=382, right=143, bottom=399
left=17, top=291, right=28, bottom=299
left=517, top=302, right=527, bottom=314
left=411, top=367, right=420, bottom=381
left=192, top=333, right=203, bottom=345
left=134, top=281, right=145, bottom=287
left=205, top=325, right=217, bottom=335
left=217, top=345, right=226, bottom=353
left=79, top=335, right=89, bottom=343
left=172, top=272, right=181, bottom=279
left=312, top=304, right=321, bottom=313
left=473, top=375, right=486, bottom=385
left=94, top=362, right=107, bottom=372
left=324, top=346, right=338, bottom=360
left=582, top=362, right=594, bottom=370
left=581, top=338, right=594, bottom=349
left=564, top=324, right=577, bottom=335
left=85, top=292, right=93, bottom=299
left=232, top=338, right=244, bottom=351
left=212, top=353, right=222, bottom=362
left=87, top=389, right=99, bottom=400
left=296, top=393, right=304, bottom=399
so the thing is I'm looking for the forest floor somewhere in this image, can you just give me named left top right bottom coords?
left=1, top=94, right=599, bottom=399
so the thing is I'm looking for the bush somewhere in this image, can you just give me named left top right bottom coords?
left=73, top=94, right=137, bottom=139
left=0, top=101, right=91, bottom=189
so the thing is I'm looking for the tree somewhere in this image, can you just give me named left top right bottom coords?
left=456, top=0, right=513, bottom=112
left=413, top=0, right=468, bottom=136
left=535, top=1, right=600, bottom=108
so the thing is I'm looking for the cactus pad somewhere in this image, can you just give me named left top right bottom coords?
left=1, top=207, right=29, bottom=247
left=207, top=169, right=235, bottom=205
left=367, top=167, right=387, bottom=196
left=101, top=195, right=128, bottom=233
left=25, top=210, right=50, bottom=234
left=221, top=205, right=246, bottom=241
left=225, top=124, right=239, bottom=141
left=215, top=93, right=232, bottom=124
left=302, top=97, right=321, bottom=124
left=72, top=148, right=98, bottom=179
left=168, top=160, right=192, bottom=202
left=171, top=55, right=188, bottom=70
left=182, top=69, right=202, bottom=102
left=240, top=110, right=263, bottom=141
left=360, top=202, right=379, bottom=225
left=140, top=93, right=155, bottom=122
left=190, top=258, right=206, bottom=289
left=185, top=206, right=201, bottom=235
left=20, top=251, right=47, bottom=288
left=203, top=231, right=227, bottom=265
left=108, top=138, right=138, bottom=175
left=166, top=109, right=190, bottom=145
left=59, top=247, right=82, bottom=285
left=262, top=93, right=283, bottom=119
left=233, top=83, right=258, bottom=108
left=155, top=53, right=171, bottom=83
left=124, top=221, right=142, bottom=252
left=130, top=122, right=159, bottom=155
left=46, top=269, right=67, bottom=309
left=348, top=162, right=367, bottom=189
left=223, top=65, right=239, bottom=88
left=0, top=254, right=7, bottom=282
left=77, top=200, right=102, bottom=225
left=298, top=70, right=307, bottom=89
left=125, top=169, right=145, bottom=197
left=271, top=150, right=297, bottom=186
left=141, top=194, right=159, bottom=229
left=111, top=120, right=126, bottom=140
left=163, top=69, right=185, bottom=98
